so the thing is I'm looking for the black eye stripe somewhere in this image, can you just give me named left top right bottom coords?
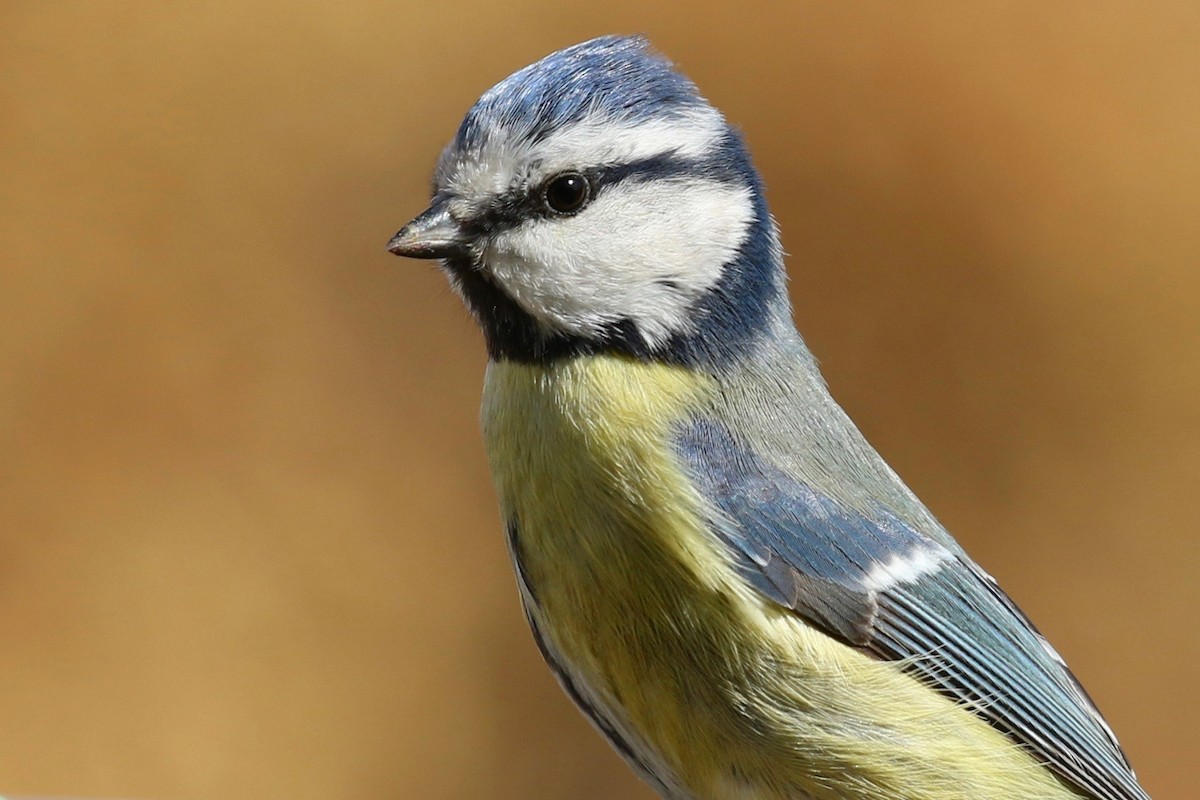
left=598, top=152, right=741, bottom=187
left=465, top=140, right=746, bottom=236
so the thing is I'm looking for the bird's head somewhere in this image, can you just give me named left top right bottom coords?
left=389, top=35, right=790, bottom=367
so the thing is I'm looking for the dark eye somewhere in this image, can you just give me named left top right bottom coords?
left=542, top=172, right=592, bottom=215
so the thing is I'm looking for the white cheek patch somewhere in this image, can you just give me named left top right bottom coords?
left=445, top=106, right=725, bottom=203
left=484, top=177, right=755, bottom=345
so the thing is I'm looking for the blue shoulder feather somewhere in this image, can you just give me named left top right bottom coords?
left=674, top=417, right=1149, bottom=800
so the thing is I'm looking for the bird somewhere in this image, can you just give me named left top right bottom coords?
left=387, top=35, right=1151, bottom=800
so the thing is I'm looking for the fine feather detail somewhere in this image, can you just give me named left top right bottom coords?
left=674, top=416, right=1148, bottom=800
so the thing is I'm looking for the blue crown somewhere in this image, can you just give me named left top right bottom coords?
left=454, top=35, right=708, bottom=149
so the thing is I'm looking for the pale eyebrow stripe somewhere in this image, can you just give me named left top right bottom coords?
left=533, top=105, right=726, bottom=170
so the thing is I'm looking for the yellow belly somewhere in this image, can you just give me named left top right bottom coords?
left=481, top=355, right=1083, bottom=800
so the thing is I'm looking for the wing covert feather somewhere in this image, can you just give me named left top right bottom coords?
left=674, top=417, right=1148, bottom=800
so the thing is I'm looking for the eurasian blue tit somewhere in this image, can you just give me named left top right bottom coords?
left=388, top=36, right=1150, bottom=800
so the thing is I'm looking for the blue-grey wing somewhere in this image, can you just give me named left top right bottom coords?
left=674, top=418, right=1148, bottom=800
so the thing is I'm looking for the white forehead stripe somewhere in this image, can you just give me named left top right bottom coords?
left=485, top=176, right=754, bottom=346
left=446, top=106, right=726, bottom=200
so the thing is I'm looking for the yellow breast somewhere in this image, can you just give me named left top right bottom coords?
left=480, top=354, right=1084, bottom=800
left=481, top=355, right=738, bottom=615
left=481, top=355, right=758, bottom=778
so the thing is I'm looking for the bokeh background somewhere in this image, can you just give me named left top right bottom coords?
left=2, top=2, right=1197, bottom=798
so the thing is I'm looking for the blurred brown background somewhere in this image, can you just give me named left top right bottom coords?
left=1, top=2, right=1197, bottom=798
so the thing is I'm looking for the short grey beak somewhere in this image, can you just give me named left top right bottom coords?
left=387, top=203, right=470, bottom=259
